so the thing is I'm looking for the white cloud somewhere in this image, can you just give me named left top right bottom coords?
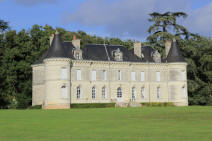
left=185, top=2, right=212, bottom=37
left=63, top=0, right=190, bottom=39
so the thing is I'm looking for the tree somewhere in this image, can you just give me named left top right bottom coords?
left=147, top=12, right=189, bottom=47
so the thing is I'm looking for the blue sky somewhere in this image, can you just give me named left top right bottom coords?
left=1, top=0, right=212, bottom=41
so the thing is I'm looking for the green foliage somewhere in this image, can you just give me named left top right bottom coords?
left=141, top=102, right=174, bottom=107
left=70, top=103, right=115, bottom=108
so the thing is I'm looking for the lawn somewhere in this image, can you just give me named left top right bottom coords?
left=0, top=107, right=212, bottom=141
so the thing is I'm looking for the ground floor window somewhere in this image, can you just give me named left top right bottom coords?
left=141, top=87, right=145, bottom=99
left=132, top=87, right=136, bottom=101
left=157, top=87, right=160, bottom=99
left=61, top=85, right=68, bottom=99
left=77, top=87, right=81, bottom=99
left=117, top=87, right=122, bottom=98
left=102, top=87, right=107, bottom=99
left=92, top=87, right=96, bottom=99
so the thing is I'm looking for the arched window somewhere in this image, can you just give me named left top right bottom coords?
left=61, top=85, right=68, bottom=99
left=132, top=87, right=136, bottom=101
left=92, top=87, right=96, bottom=99
left=102, top=87, right=107, bottom=99
left=157, top=87, right=160, bottom=99
left=141, top=87, right=145, bottom=99
left=117, top=87, right=122, bottom=98
left=77, top=87, right=81, bottom=99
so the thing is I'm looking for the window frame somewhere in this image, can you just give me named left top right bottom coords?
left=92, top=87, right=96, bottom=99
left=156, top=71, right=160, bottom=82
left=61, top=67, right=67, bottom=80
left=92, top=70, right=96, bottom=81
left=76, top=69, right=81, bottom=81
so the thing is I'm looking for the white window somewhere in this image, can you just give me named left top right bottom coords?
left=103, top=70, right=107, bottom=81
left=141, top=87, right=146, bottom=99
left=141, top=71, right=145, bottom=82
left=77, top=87, right=81, bottom=99
left=182, top=71, right=186, bottom=81
left=156, top=72, right=160, bottom=82
left=117, top=87, right=122, bottom=98
left=132, top=87, right=136, bottom=101
left=92, top=87, right=96, bottom=99
left=157, top=87, right=160, bottom=99
left=61, top=68, right=67, bottom=79
left=92, top=70, right=96, bottom=81
left=131, top=72, right=136, bottom=81
left=77, top=70, right=81, bottom=80
left=76, top=53, right=80, bottom=59
left=102, top=87, right=107, bottom=99
left=182, top=86, right=186, bottom=98
left=61, top=85, right=68, bottom=99
left=118, top=70, right=121, bottom=81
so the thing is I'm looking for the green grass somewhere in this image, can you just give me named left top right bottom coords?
left=0, top=107, right=212, bottom=141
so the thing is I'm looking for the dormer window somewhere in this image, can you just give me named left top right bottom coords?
left=113, top=48, right=123, bottom=61
left=152, top=50, right=161, bottom=63
left=73, top=48, right=82, bottom=60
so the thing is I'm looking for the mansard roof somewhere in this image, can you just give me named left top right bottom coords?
left=166, top=40, right=186, bottom=63
left=34, top=37, right=185, bottom=64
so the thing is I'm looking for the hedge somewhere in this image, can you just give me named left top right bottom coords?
left=70, top=103, right=116, bottom=108
left=141, top=102, right=174, bottom=107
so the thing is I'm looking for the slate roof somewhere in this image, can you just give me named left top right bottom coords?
left=34, top=33, right=185, bottom=64
left=166, top=40, right=186, bottom=62
left=45, top=31, right=68, bottom=59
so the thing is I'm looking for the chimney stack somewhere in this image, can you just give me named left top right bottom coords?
left=72, top=35, right=80, bottom=49
left=165, top=40, right=172, bottom=57
left=50, top=34, right=54, bottom=45
left=134, top=42, right=142, bottom=58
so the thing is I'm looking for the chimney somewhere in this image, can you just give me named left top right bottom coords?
left=72, top=35, right=80, bottom=49
left=165, top=40, right=172, bottom=57
left=50, top=34, right=54, bottom=45
left=134, top=42, right=142, bottom=58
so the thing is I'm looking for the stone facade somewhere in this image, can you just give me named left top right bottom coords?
left=32, top=32, right=188, bottom=109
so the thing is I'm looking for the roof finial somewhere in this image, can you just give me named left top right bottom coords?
left=55, top=30, right=59, bottom=35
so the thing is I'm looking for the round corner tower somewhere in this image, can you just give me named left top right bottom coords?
left=43, top=31, right=71, bottom=109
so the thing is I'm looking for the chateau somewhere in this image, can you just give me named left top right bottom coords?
left=32, top=31, right=188, bottom=109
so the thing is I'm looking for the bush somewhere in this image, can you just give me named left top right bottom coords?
left=141, top=102, right=174, bottom=107
left=70, top=103, right=115, bottom=108
left=28, top=105, right=42, bottom=109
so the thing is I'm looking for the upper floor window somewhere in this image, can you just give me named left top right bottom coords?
left=141, top=71, right=145, bottom=82
left=156, top=71, right=160, bottom=82
left=141, top=87, right=146, bottom=99
left=92, top=70, right=96, bottom=81
left=61, top=67, right=67, bottom=80
left=118, top=70, right=122, bottom=81
left=92, top=87, right=96, bottom=99
left=132, top=87, right=136, bottom=101
left=77, top=86, right=82, bottom=99
left=182, top=70, right=186, bottom=81
left=77, top=70, right=81, bottom=80
left=157, top=87, right=160, bottom=99
left=131, top=72, right=136, bottom=81
left=61, top=85, right=68, bottom=99
left=103, top=70, right=107, bottom=81
left=102, top=87, right=107, bottom=99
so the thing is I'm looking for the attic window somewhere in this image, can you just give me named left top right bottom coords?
left=73, top=48, right=83, bottom=60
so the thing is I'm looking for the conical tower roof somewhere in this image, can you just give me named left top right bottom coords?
left=166, top=39, right=186, bottom=62
left=45, top=31, right=68, bottom=59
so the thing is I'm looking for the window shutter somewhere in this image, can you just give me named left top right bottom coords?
left=131, top=72, right=136, bottom=81
left=141, top=72, right=145, bottom=82
left=92, top=71, right=96, bottom=81
left=77, top=70, right=81, bottom=80
left=61, top=68, right=67, bottom=79
left=156, top=72, right=160, bottom=82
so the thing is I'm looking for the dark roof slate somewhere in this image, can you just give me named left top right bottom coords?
left=166, top=40, right=186, bottom=62
left=45, top=32, right=68, bottom=59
